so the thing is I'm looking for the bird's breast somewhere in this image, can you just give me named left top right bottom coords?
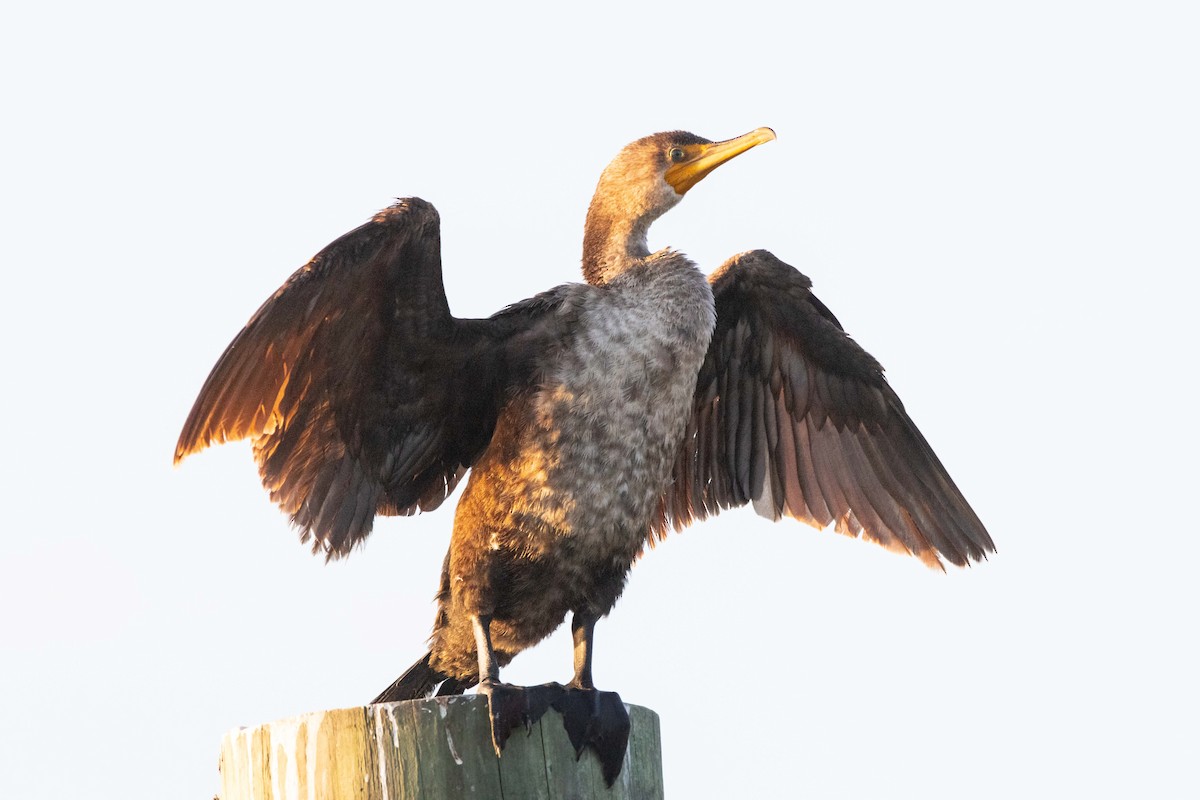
left=467, top=256, right=715, bottom=560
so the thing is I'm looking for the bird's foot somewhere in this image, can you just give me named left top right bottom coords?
left=477, top=679, right=564, bottom=755
left=552, top=686, right=630, bottom=787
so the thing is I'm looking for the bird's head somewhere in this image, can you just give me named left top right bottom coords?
left=583, top=127, right=776, bottom=284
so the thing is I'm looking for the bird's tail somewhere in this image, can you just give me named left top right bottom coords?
left=372, top=653, right=472, bottom=703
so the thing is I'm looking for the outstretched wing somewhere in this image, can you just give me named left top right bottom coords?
left=176, top=197, right=573, bottom=558
left=657, top=249, right=993, bottom=569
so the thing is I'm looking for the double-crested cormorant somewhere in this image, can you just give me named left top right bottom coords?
left=176, top=128, right=993, bottom=784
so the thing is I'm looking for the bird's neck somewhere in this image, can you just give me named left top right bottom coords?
left=581, top=209, right=653, bottom=285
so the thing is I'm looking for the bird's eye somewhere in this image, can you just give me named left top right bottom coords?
left=668, top=147, right=686, bottom=163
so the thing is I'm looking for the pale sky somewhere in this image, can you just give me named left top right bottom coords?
left=3, top=2, right=1197, bottom=798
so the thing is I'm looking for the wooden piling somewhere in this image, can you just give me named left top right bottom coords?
left=217, top=695, right=664, bottom=799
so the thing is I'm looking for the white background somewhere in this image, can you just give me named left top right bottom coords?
left=3, top=1, right=1197, bottom=797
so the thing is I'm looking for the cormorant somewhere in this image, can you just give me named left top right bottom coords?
left=175, top=128, right=993, bottom=784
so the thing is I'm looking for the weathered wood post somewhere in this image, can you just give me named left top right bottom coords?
left=218, top=695, right=664, bottom=799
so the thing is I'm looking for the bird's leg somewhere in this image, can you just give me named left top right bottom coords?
left=471, top=614, right=561, bottom=755
left=568, top=612, right=596, bottom=689
left=472, top=613, right=501, bottom=683
left=553, top=611, right=631, bottom=786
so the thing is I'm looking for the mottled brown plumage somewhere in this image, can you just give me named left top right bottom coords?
left=176, top=127, right=993, bottom=783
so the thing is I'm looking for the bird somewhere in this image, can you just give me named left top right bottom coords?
left=175, top=127, right=993, bottom=784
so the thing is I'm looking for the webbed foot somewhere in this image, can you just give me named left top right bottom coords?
left=553, top=686, right=631, bottom=787
left=476, top=679, right=565, bottom=754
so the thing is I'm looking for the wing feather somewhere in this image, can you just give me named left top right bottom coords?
left=657, top=249, right=993, bottom=568
left=177, top=198, right=574, bottom=558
